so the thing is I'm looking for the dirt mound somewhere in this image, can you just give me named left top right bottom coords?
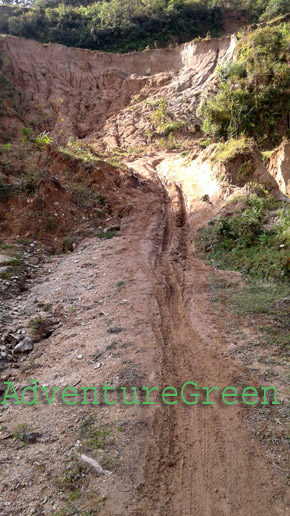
left=207, top=143, right=281, bottom=195
left=0, top=146, right=148, bottom=252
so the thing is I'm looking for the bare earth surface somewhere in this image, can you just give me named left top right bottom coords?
left=0, top=30, right=289, bottom=516
left=0, top=154, right=289, bottom=515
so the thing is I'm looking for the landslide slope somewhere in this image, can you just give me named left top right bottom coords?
left=1, top=34, right=236, bottom=149
left=0, top=32, right=289, bottom=516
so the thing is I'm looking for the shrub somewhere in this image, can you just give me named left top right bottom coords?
left=32, top=131, right=51, bottom=149
left=0, top=179, right=17, bottom=201
left=260, top=0, right=290, bottom=21
left=200, top=23, right=290, bottom=144
left=197, top=193, right=290, bottom=281
left=211, top=136, right=255, bottom=162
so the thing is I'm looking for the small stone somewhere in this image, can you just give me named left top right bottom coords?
left=77, top=354, right=83, bottom=360
left=0, top=254, right=16, bottom=265
left=0, top=345, right=7, bottom=360
left=3, top=332, right=20, bottom=346
left=28, top=256, right=39, bottom=265
left=13, top=337, right=33, bottom=354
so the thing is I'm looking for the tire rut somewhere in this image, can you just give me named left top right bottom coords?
left=134, top=163, right=288, bottom=516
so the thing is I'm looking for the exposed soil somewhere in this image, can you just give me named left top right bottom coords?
left=0, top=153, right=289, bottom=516
left=0, top=34, right=236, bottom=149
left=0, top=33, right=289, bottom=516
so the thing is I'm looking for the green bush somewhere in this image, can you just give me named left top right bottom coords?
left=197, top=194, right=290, bottom=281
left=2, top=1, right=224, bottom=53
left=0, top=179, right=17, bottom=201
left=260, top=0, right=290, bottom=21
left=211, top=136, right=255, bottom=162
left=2, top=1, right=290, bottom=53
left=201, top=23, right=290, bottom=143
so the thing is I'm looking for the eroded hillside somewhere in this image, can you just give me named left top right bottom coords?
left=0, top=30, right=289, bottom=516
left=1, top=34, right=236, bottom=149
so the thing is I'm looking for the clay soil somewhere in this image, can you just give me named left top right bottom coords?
left=0, top=153, right=289, bottom=516
left=0, top=32, right=289, bottom=516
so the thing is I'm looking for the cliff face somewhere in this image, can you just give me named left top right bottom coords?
left=1, top=34, right=236, bottom=148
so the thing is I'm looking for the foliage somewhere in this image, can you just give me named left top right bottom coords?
left=0, top=142, right=11, bottom=152
left=260, top=0, right=290, bottom=21
left=31, top=131, right=51, bottom=148
left=59, top=138, right=99, bottom=162
left=0, top=71, right=15, bottom=116
left=150, top=97, right=185, bottom=136
left=197, top=193, right=290, bottom=282
left=1, top=1, right=290, bottom=53
left=80, top=417, right=112, bottom=449
left=200, top=23, right=290, bottom=144
left=0, top=178, right=17, bottom=200
left=211, top=136, right=255, bottom=162
left=21, top=126, right=33, bottom=143
left=1, top=1, right=225, bottom=53
left=96, top=229, right=117, bottom=240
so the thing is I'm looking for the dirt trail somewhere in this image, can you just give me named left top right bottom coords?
left=127, top=156, right=289, bottom=516
left=0, top=30, right=289, bottom=513
left=0, top=152, right=289, bottom=515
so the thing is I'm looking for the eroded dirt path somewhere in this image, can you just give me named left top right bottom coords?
left=0, top=153, right=289, bottom=516
left=129, top=156, right=289, bottom=516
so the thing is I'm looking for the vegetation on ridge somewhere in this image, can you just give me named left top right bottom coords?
left=0, top=0, right=290, bottom=53
left=201, top=22, right=290, bottom=146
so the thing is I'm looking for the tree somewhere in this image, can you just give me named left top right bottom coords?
left=260, top=0, right=290, bottom=21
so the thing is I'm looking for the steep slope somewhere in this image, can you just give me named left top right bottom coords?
left=0, top=33, right=289, bottom=516
left=1, top=34, right=236, bottom=148
left=0, top=154, right=289, bottom=516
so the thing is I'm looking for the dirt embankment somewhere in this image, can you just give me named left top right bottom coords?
left=1, top=34, right=236, bottom=148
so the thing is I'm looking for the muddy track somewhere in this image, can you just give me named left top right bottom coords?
left=0, top=153, right=288, bottom=515
left=131, top=163, right=288, bottom=516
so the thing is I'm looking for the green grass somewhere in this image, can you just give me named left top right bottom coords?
left=212, top=275, right=290, bottom=353
left=197, top=191, right=290, bottom=354
left=80, top=417, right=112, bottom=450
left=29, top=317, right=44, bottom=331
left=211, top=136, right=255, bottom=162
left=96, top=230, right=117, bottom=240
left=197, top=193, right=290, bottom=282
left=59, top=138, right=99, bottom=163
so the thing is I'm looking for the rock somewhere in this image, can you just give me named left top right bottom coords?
left=0, top=345, right=7, bottom=360
left=21, top=431, right=41, bottom=444
left=27, top=256, right=40, bottom=265
left=13, top=337, right=33, bottom=354
left=3, top=332, right=20, bottom=347
left=0, top=346, right=14, bottom=362
left=0, top=255, right=16, bottom=265
left=78, top=453, right=111, bottom=476
left=104, top=225, right=120, bottom=233
left=267, top=141, right=290, bottom=196
left=31, top=317, right=57, bottom=341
